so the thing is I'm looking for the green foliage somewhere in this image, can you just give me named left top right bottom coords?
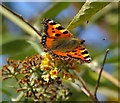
left=2, top=40, right=29, bottom=55
left=1, top=39, right=39, bottom=60
left=27, top=40, right=43, bottom=54
left=67, top=2, right=110, bottom=30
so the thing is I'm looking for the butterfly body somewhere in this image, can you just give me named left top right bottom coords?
left=50, top=37, right=84, bottom=52
left=41, top=18, right=91, bottom=63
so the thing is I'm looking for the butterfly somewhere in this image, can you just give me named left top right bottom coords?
left=41, top=18, right=91, bottom=63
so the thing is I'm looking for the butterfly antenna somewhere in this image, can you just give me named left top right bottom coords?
left=41, top=18, right=47, bottom=24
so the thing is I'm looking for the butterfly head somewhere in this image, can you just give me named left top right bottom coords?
left=41, top=18, right=56, bottom=25
left=41, top=18, right=48, bottom=24
left=81, top=40, right=85, bottom=44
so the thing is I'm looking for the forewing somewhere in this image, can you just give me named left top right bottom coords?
left=41, top=18, right=71, bottom=38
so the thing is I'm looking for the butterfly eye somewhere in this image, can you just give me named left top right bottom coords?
left=81, top=40, right=85, bottom=44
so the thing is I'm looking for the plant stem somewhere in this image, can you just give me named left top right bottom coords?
left=94, top=49, right=109, bottom=97
left=0, top=4, right=42, bottom=39
left=27, top=82, right=37, bottom=99
left=14, top=74, right=22, bottom=88
left=73, top=70, right=99, bottom=103
left=95, top=68, right=120, bottom=88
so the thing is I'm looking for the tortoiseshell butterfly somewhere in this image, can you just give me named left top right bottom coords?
left=41, top=18, right=91, bottom=63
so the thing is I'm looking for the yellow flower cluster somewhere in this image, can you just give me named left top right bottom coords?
left=41, top=53, right=58, bottom=82
left=40, top=52, right=81, bottom=83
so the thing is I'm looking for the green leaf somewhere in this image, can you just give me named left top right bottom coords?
left=8, top=44, right=39, bottom=60
left=67, top=2, right=110, bottom=30
left=2, top=78, right=19, bottom=100
left=11, top=92, right=24, bottom=101
left=1, top=39, right=41, bottom=60
left=34, top=2, right=71, bottom=28
left=2, top=88, right=13, bottom=97
left=27, top=40, right=43, bottom=54
left=2, top=89, right=11, bottom=101
left=2, top=40, right=30, bottom=55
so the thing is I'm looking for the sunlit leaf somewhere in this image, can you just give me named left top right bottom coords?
left=67, top=2, right=110, bottom=30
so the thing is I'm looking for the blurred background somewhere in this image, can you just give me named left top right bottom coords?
left=1, top=2, right=119, bottom=101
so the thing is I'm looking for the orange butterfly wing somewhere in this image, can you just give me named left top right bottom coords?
left=41, top=18, right=91, bottom=63
left=67, top=47, right=91, bottom=63
left=52, top=50, right=68, bottom=58
left=41, top=18, right=71, bottom=38
left=41, top=18, right=71, bottom=50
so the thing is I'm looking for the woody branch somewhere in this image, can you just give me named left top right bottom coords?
left=74, top=49, right=109, bottom=102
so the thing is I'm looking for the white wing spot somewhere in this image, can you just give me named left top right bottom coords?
left=86, top=57, right=91, bottom=61
left=49, top=20, right=54, bottom=23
